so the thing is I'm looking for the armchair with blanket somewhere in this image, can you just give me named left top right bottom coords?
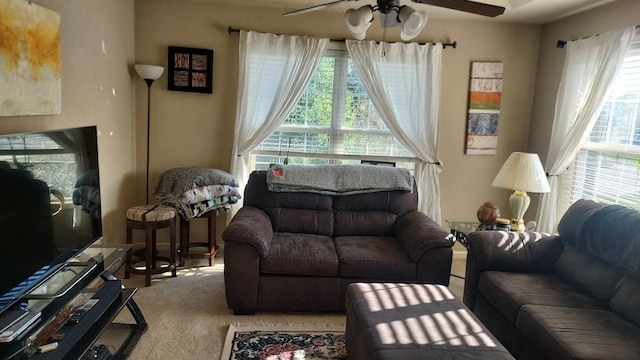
left=222, top=165, right=455, bottom=314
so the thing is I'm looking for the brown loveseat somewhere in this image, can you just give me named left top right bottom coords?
left=222, top=169, right=455, bottom=314
left=463, top=199, right=640, bottom=359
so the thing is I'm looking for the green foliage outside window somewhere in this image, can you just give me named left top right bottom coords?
left=254, top=49, right=416, bottom=170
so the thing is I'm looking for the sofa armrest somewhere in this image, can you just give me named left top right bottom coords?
left=466, top=231, right=563, bottom=273
left=463, top=230, right=563, bottom=308
left=395, top=211, right=455, bottom=262
left=221, top=206, right=273, bottom=257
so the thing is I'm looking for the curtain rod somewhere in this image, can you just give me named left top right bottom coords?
left=557, top=25, right=640, bottom=48
left=227, top=26, right=457, bottom=49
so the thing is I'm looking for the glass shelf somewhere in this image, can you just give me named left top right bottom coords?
left=0, top=244, right=145, bottom=360
left=445, top=220, right=482, bottom=248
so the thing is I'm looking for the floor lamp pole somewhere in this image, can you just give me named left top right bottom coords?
left=144, top=79, right=153, bottom=205
left=134, top=64, right=164, bottom=205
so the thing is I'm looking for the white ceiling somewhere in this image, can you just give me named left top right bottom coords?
left=195, top=0, right=616, bottom=24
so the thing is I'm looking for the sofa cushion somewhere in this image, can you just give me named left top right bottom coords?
left=582, top=204, right=640, bottom=276
left=555, top=246, right=624, bottom=305
left=244, top=171, right=334, bottom=236
left=260, top=232, right=339, bottom=276
left=559, top=199, right=640, bottom=277
left=478, top=271, right=603, bottom=323
left=610, top=273, right=640, bottom=328
left=557, top=199, right=609, bottom=248
left=334, top=210, right=399, bottom=237
left=270, top=208, right=334, bottom=236
left=516, top=304, right=640, bottom=360
left=335, top=236, right=415, bottom=280
left=333, top=188, right=417, bottom=237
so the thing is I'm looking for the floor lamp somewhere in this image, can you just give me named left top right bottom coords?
left=134, top=64, right=164, bottom=204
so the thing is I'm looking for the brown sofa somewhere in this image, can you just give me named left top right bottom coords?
left=222, top=170, right=455, bottom=314
left=463, top=199, right=640, bottom=359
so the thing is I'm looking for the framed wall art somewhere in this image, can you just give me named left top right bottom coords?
left=0, top=0, right=61, bottom=116
left=167, top=46, right=213, bottom=94
left=465, top=61, right=503, bottom=155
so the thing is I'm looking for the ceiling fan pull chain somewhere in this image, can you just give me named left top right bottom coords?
left=381, top=16, right=387, bottom=56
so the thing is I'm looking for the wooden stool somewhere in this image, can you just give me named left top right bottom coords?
left=179, top=210, right=219, bottom=267
left=125, top=204, right=177, bottom=286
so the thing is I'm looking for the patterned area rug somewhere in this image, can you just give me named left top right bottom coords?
left=221, top=323, right=347, bottom=360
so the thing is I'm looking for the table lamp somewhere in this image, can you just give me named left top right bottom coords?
left=491, top=152, right=550, bottom=231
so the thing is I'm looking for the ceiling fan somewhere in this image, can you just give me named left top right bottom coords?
left=283, top=0, right=506, bottom=18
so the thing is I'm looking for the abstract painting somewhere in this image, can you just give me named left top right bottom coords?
left=167, top=46, right=213, bottom=94
left=0, top=0, right=61, bottom=116
left=465, top=62, right=503, bottom=155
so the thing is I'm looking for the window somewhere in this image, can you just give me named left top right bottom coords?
left=251, top=45, right=417, bottom=171
left=562, top=34, right=640, bottom=211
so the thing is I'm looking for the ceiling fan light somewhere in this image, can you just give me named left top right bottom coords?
left=345, top=5, right=373, bottom=40
left=399, top=6, right=427, bottom=41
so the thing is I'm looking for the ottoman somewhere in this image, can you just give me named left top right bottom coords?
left=345, top=283, right=515, bottom=359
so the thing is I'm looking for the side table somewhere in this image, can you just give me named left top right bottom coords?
left=445, top=219, right=538, bottom=248
left=445, top=220, right=483, bottom=248
left=445, top=220, right=481, bottom=280
left=179, top=210, right=219, bottom=267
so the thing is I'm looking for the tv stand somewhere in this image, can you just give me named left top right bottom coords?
left=0, top=245, right=147, bottom=360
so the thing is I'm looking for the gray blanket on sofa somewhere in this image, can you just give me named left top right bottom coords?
left=266, top=164, right=413, bottom=195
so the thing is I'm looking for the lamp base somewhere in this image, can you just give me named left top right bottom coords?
left=510, top=218, right=525, bottom=232
left=509, top=190, right=530, bottom=232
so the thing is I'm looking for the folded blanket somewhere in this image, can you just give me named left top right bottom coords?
left=75, top=169, right=100, bottom=187
left=72, top=185, right=101, bottom=218
left=266, top=164, right=413, bottom=195
left=154, top=167, right=238, bottom=199
left=156, top=184, right=241, bottom=205
left=168, top=195, right=239, bottom=220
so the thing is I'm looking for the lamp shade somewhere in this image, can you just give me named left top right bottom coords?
left=345, top=5, right=374, bottom=40
left=134, top=64, right=164, bottom=80
left=491, top=152, right=550, bottom=193
left=398, top=6, right=427, bottom=41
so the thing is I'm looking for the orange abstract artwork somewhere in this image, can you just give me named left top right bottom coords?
left=0, top=0, right=61, bottom=116
left=465, top=62, right=503, bottom=155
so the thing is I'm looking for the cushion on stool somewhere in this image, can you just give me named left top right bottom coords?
left=127, top=204, right=175, bottom=222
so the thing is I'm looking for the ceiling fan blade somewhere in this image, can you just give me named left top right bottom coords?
left=411, top=0, right=505, bottom=17
left=283, top=0, right=354, bottom=16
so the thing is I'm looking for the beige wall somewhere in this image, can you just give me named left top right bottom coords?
left=135, top=0, right=541, bottom=245
left=0, top=0, right=135, bottom=244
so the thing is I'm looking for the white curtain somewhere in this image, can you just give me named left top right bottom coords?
left=230, top=30, right=329, bottom=210
left=536, top=27, right=634, bottom=233
left=346, top=40, right=443, bottom=222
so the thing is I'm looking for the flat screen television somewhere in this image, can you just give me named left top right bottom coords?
left=0, top=126, right=102, bottom=315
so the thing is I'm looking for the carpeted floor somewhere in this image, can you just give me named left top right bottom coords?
left=113, top=250, right=466, bottom=360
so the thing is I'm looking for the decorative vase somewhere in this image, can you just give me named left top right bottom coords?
left=477, top=202, right=500, bottom=225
